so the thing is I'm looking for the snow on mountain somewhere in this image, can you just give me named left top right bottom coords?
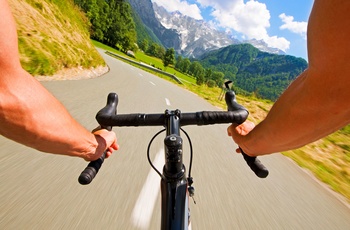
left=152, top=3, right=285, bottom=58
left=245, top=39, right=285, bottom=55
left=153, top=3, right=239, bottom=58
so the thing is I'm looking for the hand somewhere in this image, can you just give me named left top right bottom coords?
left=83, top=128, right=119, bottom=161
left=227, top=121, right=255, bottom=153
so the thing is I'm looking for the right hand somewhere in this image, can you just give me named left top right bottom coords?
left=227, top=120, right=255, bottom=154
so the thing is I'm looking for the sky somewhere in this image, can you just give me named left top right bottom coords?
left=151, top=0, right=314, bottom=60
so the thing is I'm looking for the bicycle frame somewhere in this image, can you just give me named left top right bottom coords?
left=161, top=109, right=189, bottom=230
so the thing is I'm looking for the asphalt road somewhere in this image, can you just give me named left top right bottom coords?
left=1, top=50, right=350, bottom=229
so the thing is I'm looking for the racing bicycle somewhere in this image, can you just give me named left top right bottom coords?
left=78, top=90, right=268, bottom=230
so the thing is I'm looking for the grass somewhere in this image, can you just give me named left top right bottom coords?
left=94, top=41, right=350, bottom=203
left=93, top=39, right=196, bottom=85
left=12, top=0, right=105, bottom=76
left=135, top=51, right=196, bottom=84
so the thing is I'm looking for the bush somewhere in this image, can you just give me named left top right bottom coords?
left=207, top=80, right=216, bottom=88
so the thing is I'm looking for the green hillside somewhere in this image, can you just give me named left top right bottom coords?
left=130, top=6, right=162, bottom=46
left=10, top=0, right=105, bottom=76
left=199, top=44, right=308, bottom=101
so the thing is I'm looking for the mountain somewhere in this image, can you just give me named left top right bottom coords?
left=129, top=4, right=162, bottom=46
left=153, top=3, right=240, bottom=58
left=152, top=2, right=285, bottom=58
left=199, top=43, right=308, bottom=100
left=244, top=39, right=285, bottom=55
left=127, top=0, right=180, bottom=50
left=127, top=0, right=285, bottom=58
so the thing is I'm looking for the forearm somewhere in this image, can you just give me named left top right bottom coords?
left=0, top=0, right=117, bottom=160
left=239, top=69, right=350, bottom=156
left=235, top=0, right=350, bottom=156
left=0, top=68, right=98, bottom=158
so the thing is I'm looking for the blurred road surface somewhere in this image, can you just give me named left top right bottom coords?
left=1, top=50, right=350, bottom=229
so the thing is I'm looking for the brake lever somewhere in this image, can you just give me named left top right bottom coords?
left=225, top=91, right=269, bottom=178
left=78, top=93, right=118, bottom=185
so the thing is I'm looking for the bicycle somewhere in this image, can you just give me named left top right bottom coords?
left=78, top=90, right=268, bottom=230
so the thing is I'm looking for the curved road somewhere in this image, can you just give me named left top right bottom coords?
left=1, top=50, right=350, bottom=229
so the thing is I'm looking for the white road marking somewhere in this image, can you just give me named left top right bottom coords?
left=131, top=149, right=164, bottom=229
left=139, top=73, right=143, bottom=77
left=165, top=98, right=171, bottom=106
left=149, top=81, right=156, bottom=86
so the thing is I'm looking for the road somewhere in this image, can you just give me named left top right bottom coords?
left=1, top=50, right=350, bottom=229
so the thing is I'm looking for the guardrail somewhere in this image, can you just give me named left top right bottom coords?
left=105, top=51, right=183, bottom=84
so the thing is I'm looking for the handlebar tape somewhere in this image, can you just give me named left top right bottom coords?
left=96, top=111, right=249, bottom=127
left=241, top=149, right=269, bottom=178
left=78, top=93, right=118, bottom=185
left=78, top=153, right=105, bottom=185
left=225, top=91, right=269, bottom=178
left=97, top=113, right=165, bottom=127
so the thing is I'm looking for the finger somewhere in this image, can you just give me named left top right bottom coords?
left=236, top=148, right=241, bottom=153
left=111, top=141, right=119, bottom=150
left=227, top=127, right=232, bottom=136
left=92, top=126, right=102, bottom=133
left=105, top=143, right=119, bottom=158
left=227, top=124, right=236, bottom=136
left=105, top=151, right=112, bottom=159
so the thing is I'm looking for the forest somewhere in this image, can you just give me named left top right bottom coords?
left=199, top=44, right=308, bottom=100
left=74, top=0, right=137, bottom=53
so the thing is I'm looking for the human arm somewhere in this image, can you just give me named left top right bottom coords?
left=0, top=0, right=118, bottom=160
left=228, top=0, right=350, bottom=156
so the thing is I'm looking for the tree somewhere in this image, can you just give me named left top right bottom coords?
left=175, top=55, right=183, bottom=71
left=204, top=68, right=212, bottom=83
left=182, top=58, right=191, bottom=74
left=163, top=48, right=175, bottom=68
left=196, top=73, right=205, bottom=85
left=156, top=45, right=165, bottom=59
left=207, top=79, right=216, bottom=87
left=105, top=0, right=136, bottom=52
left=139, top=39, right=149, bottom=52
left=211, top=71, right=225, bottom=87
left=175, top=56, right=192, bottom=74
left=188, top=61, right=203, bottom=77
left=188, top=61, right=205, bottom=85
left=146, top=43, right=158, bottom=56
left=146, top=42, right=165, bottom=58
left=74, top=0, right=137, bottom=52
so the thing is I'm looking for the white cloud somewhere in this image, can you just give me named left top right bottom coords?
left=151, top=0, right=203, bottom=20
left=197, top=0, right=241, bottom=10
left=196, top=0, right=290, bottom=51
left=152, top=0, right=291, bottom=52
left=279, top=13, right=307, bottom=38
left=265, top=36, right=290, bottom=52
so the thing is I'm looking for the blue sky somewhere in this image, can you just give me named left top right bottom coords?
left=151, top=0, right=314, bottom=60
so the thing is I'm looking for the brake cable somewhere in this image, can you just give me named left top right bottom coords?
left=147, top=129, right=166, bottom=180
left=147, top=128, right=194, bottom=182
left=181, top=128, right=196, bottom=203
